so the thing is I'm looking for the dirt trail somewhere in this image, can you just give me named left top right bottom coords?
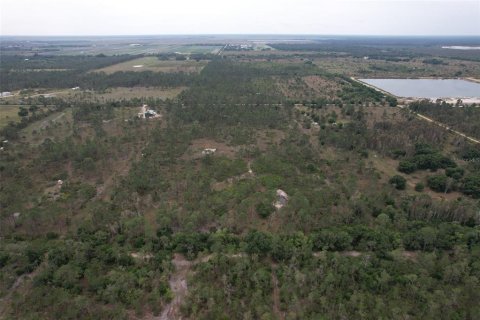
left=157, top=254, right=192, bottom=320
left=271, top=268, right=284, bottom=320
left=40, top=112, right=65, bottom=129
left=0, top=275, right=26, bottom=315
left=212, top=161, right=255, bottom=191
left=397, top=105, right=480, bottom=145
left=147, top=253, right=247, bottom=320
left=414, top=112, right=480, bottom=144
left=146, top=250, right=416, bottom=319
left=0, top=265, right=42, bottom=317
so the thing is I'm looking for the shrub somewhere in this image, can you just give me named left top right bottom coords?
left=446, top=167, right=464, bottom=180
left=398, top=160, right=416, bottom=174
left=415, top=182, right=425, bottom=192
left=0, top=252, right=10, bottom=268
left=460, top=146, right=480, bottom=161
left=427, top=175, right=449, bottom=193
left=259, top=174, right=284, bottom=189
left=256, top=202, right=273, bottom=219
left=461, top=175, right=480, bottom=198
left=391, top=149, right=406, bottom=159
left=245, top=230, right=273, bottom=255
left=389, top=175, right=406, bottom=190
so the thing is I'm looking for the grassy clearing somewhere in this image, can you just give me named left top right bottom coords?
left=0, top=105, right=21, bottom=128
left=1, top=89, right=77, bottom=104
left=21, top=109, right=73, bottom=144
left=79, top=86, right=186, bottom=101
left=93, top=57, right=207, bottom=74
left=65, top=44, right=219, bottom=55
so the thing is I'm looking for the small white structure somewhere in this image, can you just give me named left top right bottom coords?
left=1, top=92, right=12, bottom=97
left=138, top=104, right=160, bottom=119
left=145, top=109, right=157, bottom=117
left=71, top=86, right=80, bottom=90
left=202, top=148, right=217, bottom=155
left=273, top=189, right=289, bottom=209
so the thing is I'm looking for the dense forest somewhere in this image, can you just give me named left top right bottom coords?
left=1, top=42, right=480, bottom=320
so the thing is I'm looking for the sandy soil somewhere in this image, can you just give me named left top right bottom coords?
left=157, top=254, right=192, bottom=320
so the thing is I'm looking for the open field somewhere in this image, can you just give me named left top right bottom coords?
left=63, top=44, right=222, bottom=55
left=20, top=109, right=73, bottom=144
left=0, top=37, right=223, bottom=56
left=0, top=88, right=78, bottom=103
left=78, top=86, right=186, bottom=101
left=0, top=105, right=21, bottom=128
left=93, top=56, right=207, bottom=74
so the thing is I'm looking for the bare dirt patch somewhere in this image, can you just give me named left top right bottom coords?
left=271, top=267, right=285, bottom=320
left=401, top=251, right=418, bottom=262
left=255, top=129, right=285, bottom=151
left=157, top=254, right=192, bottom=320
left=342, top=251, right=362, bottom=257
left=182, top=138, right=239, bottom=160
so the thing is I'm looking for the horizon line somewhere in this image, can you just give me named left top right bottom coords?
left=1, top=33, right=480, bottom=38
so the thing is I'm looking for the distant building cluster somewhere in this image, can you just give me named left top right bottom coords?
left=225, top=44, right=253, bottom=51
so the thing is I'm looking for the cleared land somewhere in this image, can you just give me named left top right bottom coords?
left=2, top=42, right=222, bottom=56
left=93, top=57, right=207, bottom=74
left=0, top=106, right=21, bottom=128
left=21, top=109, right=73, bottom=144
left=78, top=87, right=186, bottom=101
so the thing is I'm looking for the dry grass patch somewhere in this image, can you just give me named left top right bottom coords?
left=182, top=138, right=239, bottom=160
left=81, top=86, right=186, bottom=101
left=0, top=105, right=21, bottom=128
left=20, top=109, right=73, bottom=145
left=93, top=56, right=206, bottom=74
left=368, top=153, right=461, bottom=201
left=274, top=75, right=341, bottom=101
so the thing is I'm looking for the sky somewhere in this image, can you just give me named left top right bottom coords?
left=1, top=0, right=479, bottom=36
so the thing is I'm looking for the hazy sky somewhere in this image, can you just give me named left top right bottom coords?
left=1, top=0, right=479, bottom=36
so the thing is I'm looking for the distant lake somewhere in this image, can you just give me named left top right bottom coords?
left=359, top=79, right=480, bottom=99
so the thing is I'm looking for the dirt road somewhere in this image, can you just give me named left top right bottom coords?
left=404, top=108, right=480, bottom=145
left=158, top=254, right=192, bottom=320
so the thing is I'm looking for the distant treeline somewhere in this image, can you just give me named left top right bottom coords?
left=0, top=70, right=196, bottom=91
left=0, top=54, right=204, bottom=91
left=268, top=41, right=480, bottom=61
left=0, top=54, right=138, bottom=72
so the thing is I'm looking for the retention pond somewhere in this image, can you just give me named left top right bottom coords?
left=359, top=79, right=480, bottom=99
